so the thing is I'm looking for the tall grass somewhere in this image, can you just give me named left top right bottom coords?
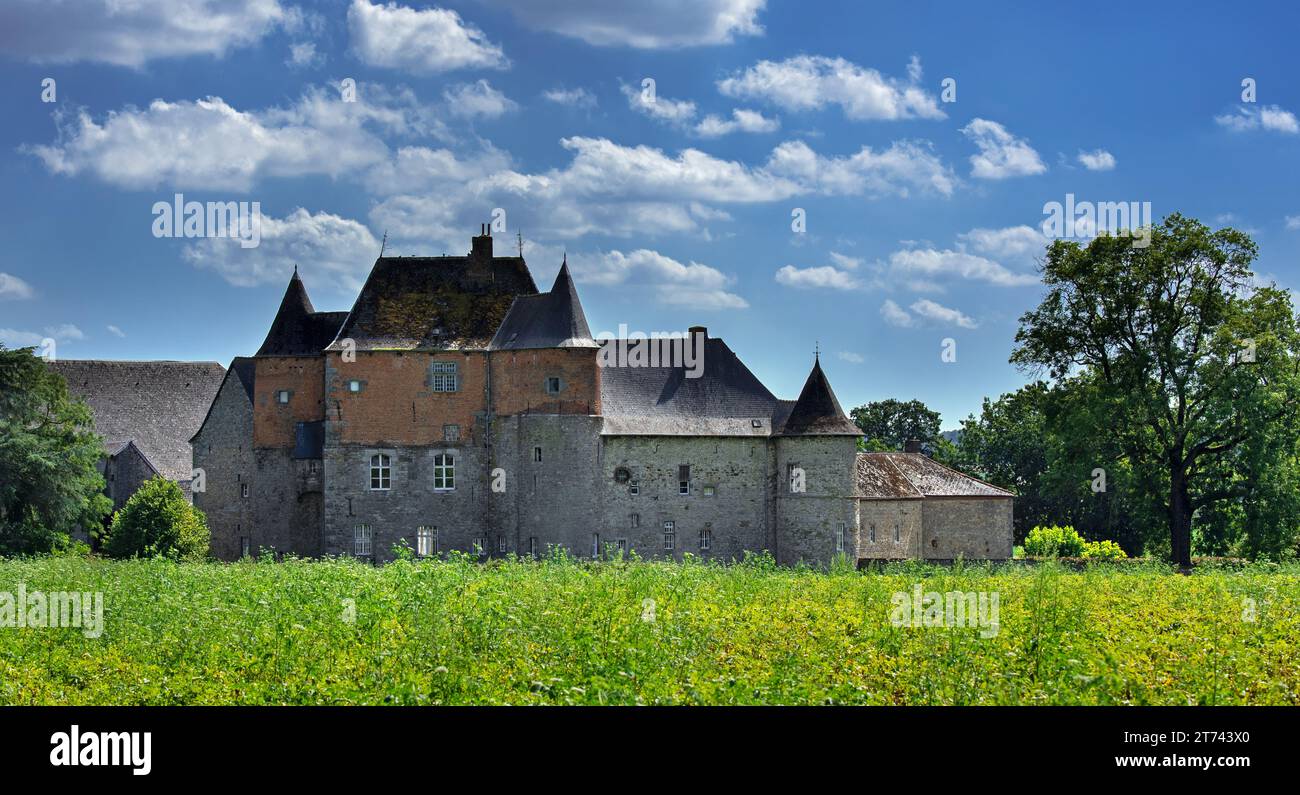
left=0, top=553, right=1296, bottom=705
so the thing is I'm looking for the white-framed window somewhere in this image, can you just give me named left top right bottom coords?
left=591, top=533, right=600, bottom=558
left=417, top=526, right=437, bottom=557
left=629, top=480, right=640, bottom=496
left=662, top=521, right=676, bottom=551
left=433, top=453, right=455, bottom=490
left=430, top=361, right=458, bottom=392
left=370, top=454, right=390, bottom=490
left=678, top=465, right=690, bottom=495
left=702, top=485, right=715, bottom=497
left=443, top=424, right=460, bottom=442
left=533, top=446, right=542, bottom=462
left=497, top=537, right=507, bottom=554
left=353, top=524, right=372, bottom=557
left=699, top=527, right=712, bottom=551
left=276, top=390, right=290, bottom=404
left=630, top=513, right=640, bottom=528
left=836, top=521, right=847, bottom=554
left=473, top=537, right=487, bottom=555
left=347, top=380, right=362, bottom=393
left=545, top=376, right=561, bottom=395
left=241, top=482, right=249, bottom=498
left=240, top=537, right=251, bottom=558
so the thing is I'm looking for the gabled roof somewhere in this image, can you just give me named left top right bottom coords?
left=489, top=260, right=598, bottom=350
left=779, top=357, right=861, bottom=436
left=328, top=254, right=536, bottom=351
left=256, top=269, right=348, bottom=356
left=599, top=334, right=780, bottom=436
left=856, top=452, right=1014, bottom=499
left=48, top=360, right=226, bottom=482
left=190, top=356, right=255, bottom=443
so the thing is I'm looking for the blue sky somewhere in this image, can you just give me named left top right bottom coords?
left=1, top=0, right=1297, bottom=428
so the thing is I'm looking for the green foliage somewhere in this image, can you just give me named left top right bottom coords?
left=0, top=555, right=1295, bottom=705
left=103, top=477, right=209, bottom=561
left=1023, top=525, right=1086, bottom=558
left=0, top=345, right=112, bottom=555
left=849, top=398, right=941, bottom=452
left=1082, top=540, right=1127, bottom=560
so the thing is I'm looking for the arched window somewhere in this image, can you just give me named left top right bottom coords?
left=370, top=454, right=390, bottom=490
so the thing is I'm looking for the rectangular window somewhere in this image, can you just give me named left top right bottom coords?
left=347, top=380, right=362, bottom=393
left=353, top=524, right=372, bottom=557
left=663, top=530, right=676, bottom=552
left=894, top=522, right=901, bottom=543
left=869, top=523, right=876, bottom=543
left=611, top=538, right=628, bottom=554
left=443, top=424, right=460, bottom=442
left=417, top=526, right=437, bottom=557
left=545, top=376, right=561, bottom=395
left=370, top=454, right=390, bottom=490
left=241, top=482, right=249, bottom=498
left=699, top=528, right=712, bottom=551
left=629, top=480, right=640, bottom=496
left=591, top=533, right=600, bottom=558
left=533, top=446, right=542, bottom=462
left=430, top=361, right=459, bottom=392
left=678, top=465, right=690, bottom=495
left=528, top=536, right=539, bottom=557
left=630, top=513, right=640, bottom=528
left=473, top=537, right=487, bottom=555
left=433, top=453, right=455, bottom=490
left=702, top=485, right=715, bottom=497
left=836, top=522, right=847, bottom=554
left=497, top=537, right=507, bottom=554
left=240, top=537, right=251, bottom=558
left=277, top=390, right=290, bottom=404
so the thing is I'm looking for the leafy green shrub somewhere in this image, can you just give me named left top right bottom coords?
left=1024, top=524, right=1086, bottom=558
left=1082, top=539, right=1127, bottom=560
left=103, top=477, right=209, bottom=561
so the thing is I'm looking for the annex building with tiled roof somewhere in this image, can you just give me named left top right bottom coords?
left=192, top=228, right=1013, bottom=564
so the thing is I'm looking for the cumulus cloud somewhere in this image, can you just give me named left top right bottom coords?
left=828, top=252, right=862, bottom=270
left=909, top=298, right=977, bottom=328
left=622, top=82, right=699, bottom=124
left=1215, top=105, right=1299, bottom=134
left=717, top=55, right=945, bottom=121
left=0, top=324, right=84, bottom=348
left=774, top=264, right=862, bottom=291
left=286, top=41, right=324, bottom=69
left=961, top=118, right=1046, bottom=179
left=837, top=351, right=864, bottom=364
left=182, top=208, right=381, bottom=293
left=0, top=273, right=34, bottom=300
left=1286, top=215, right=1300, bottom=231
left=763, top=139, right=956, bottom=198
left=879, top=299, right=913, bottom=328
left=106, top=325, right=127, bottom=338
left=956, top=224, right=1048, bottom=261
left=26, top=85, right=443, bottom=191
left=694, top=108, right=780, bottom=137
left=0, top=0, right=294, bottom=68
left=543, top=87, right=597, bottom=109
left=569, top=248, right=747, bottom=309
left=444, top=80, right=518, bottom=119
left=1077, top=148, right=1116, bottom=171
left=347, top=0, right=507, bottom=74
left=888, top=248, right=1038, bottom=289
left=481, top=0, right=765, bottom=48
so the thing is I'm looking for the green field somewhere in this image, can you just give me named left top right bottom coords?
left=1, top=554, right=1297, bottom=705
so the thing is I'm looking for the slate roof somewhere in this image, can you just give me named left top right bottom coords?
left=856, top=452, right=1014, bottom=499
left=256, top=269, right=348, bottom=356
left=599, top=334, right=781, bottom=436
left=190, top=356, right=255, bottom=443
left=328, top=253, right=537, bottom=351
left=781, top=357, right=861, bottom=436
left=48, top=360, right=227, bottom=482
left=489, top=260, right=598, bottom=351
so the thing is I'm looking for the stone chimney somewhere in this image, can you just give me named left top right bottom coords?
left=904, top=438, right=923, bottom=454
left=471, top=224, right=493, bottom=259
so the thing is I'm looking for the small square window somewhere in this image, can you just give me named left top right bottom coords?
left=348, top=380, right=362, bottom=393
left=751, top=419, right=762, bottom=428
left=702, top=485, right=715, bottom=497
left=545, top=376, right=562, bottom=394
left=277, top=390, right=290, bottom=404
left=629, top=480, right=640, bottom=496
left=443, top=424, right=460, bottom=442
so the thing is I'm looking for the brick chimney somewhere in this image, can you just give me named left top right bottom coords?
left=904, top=438, right=923, bottom=454
left=471, top=224, right=493, bottom=259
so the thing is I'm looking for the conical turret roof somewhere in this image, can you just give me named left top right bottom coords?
left=780, top=356, right=861, bottom=436
left=489, top=257, right=598, bottom=350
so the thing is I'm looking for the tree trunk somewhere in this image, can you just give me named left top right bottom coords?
left=1169, top=467, right=1193, bottom=568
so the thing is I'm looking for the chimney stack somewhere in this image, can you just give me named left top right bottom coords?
left=904, top=438, right=923, bottom=454
left=471, top=224, right=493, bottom=259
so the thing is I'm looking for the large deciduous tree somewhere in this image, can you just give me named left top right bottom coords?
left=849, top=398, right=942, bottom=452
left=0, top=345, right=112, bottom=554
left=1011, top=214, right=1300, bottom=566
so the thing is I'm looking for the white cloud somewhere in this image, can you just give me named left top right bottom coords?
left=775, top=264, right=861, bottom=291
left=622, top=82, right=698, bottom=124
left=363, top=144, right=512, bottom=196
left=879, top=299, right=913, bottom=328
left=718, top=55, right=945, bottom=121
left=956, top=225, right=1048, bottom=261
left=482, top=0, right=765, bottom=48
left=1215, top=105, right=1300, bottom=134
left=183, top=208, right=381, bottom=293
left=888, top=247, right=1038, bottom=288
left=837, top=351, right=864, bottom=364
left=0, top=273, right=34, bottom=300
left=106, top=325, right=126, bottom=338
left=570, top=249, right=747, bottom=309
left=26, top=85, right=443, bottom=191
left=0, top=0, right=293, bottom=68
left=543, top=87, right=597, bottom=109
left=763, top=139, right=956, bottom=198
left=1286, top=215, right=1300, bottom=231
left=287, top=41, right=324, bottom=69
left=694, top=108, right=780, bottom=137
left=0, top=324, right=84, bottom=348
left=828, top=252, right=862, bottom=270
left=1077, top=148, right=1116, bottom=171
left=347, top=0, right=507, bottom=74
left=444, top=80, right=518, bottom=119
left=961, top=118, right=1046, bottom=179
left=910, top=298, right=977, bottom=328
